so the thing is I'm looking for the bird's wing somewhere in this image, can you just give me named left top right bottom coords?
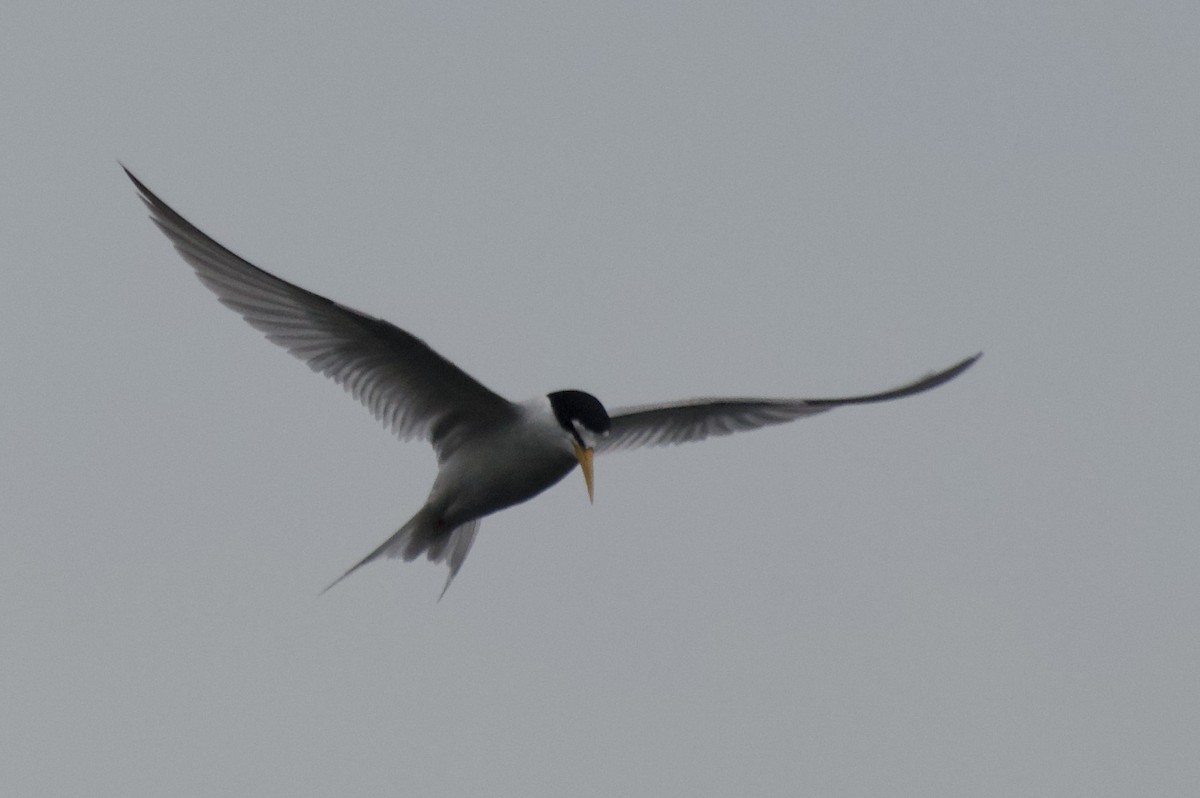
left=126, top=167, right=516, bottom=456
left=596, top=353, right=980, bottom=453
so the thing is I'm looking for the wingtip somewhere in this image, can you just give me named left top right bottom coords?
left=120, top=162, right=151, bottom=197
left=953, top=351, right=983, bottom=376
left=920, top=351, right=982, bottom=392
left=952, top=351, right=982, bottom=371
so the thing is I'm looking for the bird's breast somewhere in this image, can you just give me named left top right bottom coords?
left=428, top=418, right=577, bottom=527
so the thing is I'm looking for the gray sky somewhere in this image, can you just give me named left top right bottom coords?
left=3, top=2, right=1197, bottom=796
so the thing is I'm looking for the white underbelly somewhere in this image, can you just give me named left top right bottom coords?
left=428, top=423, right=577, bottom=527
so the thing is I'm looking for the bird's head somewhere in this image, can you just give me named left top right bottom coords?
left=547, top=390, right=611, bottom=503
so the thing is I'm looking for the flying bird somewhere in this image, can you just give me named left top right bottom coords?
left=125, top=167, right=979, bottom=596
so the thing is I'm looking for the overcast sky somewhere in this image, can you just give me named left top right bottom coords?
left=3, top=3, right=1197, bottom=796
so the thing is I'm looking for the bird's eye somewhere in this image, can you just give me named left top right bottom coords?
left=571, top=420, right=598, bottom=447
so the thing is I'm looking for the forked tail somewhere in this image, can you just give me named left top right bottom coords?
left=321, top=507, right=482, bottom=599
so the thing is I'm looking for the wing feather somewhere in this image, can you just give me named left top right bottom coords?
left=597, top=353, right=980, bottom=453
left=126, top=167, right=515, bottom=458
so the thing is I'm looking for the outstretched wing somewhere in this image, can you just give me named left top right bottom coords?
left=596, top=353, right=980, bottom=453
left=126, top=167, right=515, bottom=459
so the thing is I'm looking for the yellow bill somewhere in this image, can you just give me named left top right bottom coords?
left=572, top=440, right=595, bottom=503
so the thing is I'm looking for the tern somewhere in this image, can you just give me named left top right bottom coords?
left=126, top=167, right=979, bottom=596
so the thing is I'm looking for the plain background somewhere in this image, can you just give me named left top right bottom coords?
left=2, top=3, right=1196, bottom=796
